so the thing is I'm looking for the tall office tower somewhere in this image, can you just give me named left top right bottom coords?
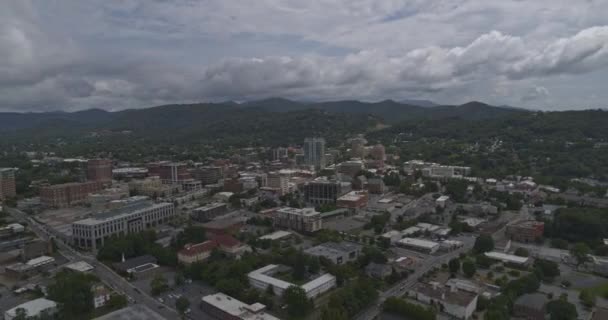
left=87, top=159, right=113, bottom=183
left=349, top=136, right=368, bottom=158
left=270, top=147, right=289, bottom=162
left=0, top=168, right=17, bottom=200
left=303, top=137, right=326, bottom=170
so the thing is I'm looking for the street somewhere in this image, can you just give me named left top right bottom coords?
left=5, top=207, right=180, bottom=319
left=354, top=237, right=475, bottom=320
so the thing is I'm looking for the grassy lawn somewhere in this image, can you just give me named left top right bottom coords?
left=273, top=270, right=309, bottom=286
left=584, top=282, right=608, bottom=298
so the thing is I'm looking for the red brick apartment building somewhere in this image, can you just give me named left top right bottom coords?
left=40, top=181, right=104, bottom=208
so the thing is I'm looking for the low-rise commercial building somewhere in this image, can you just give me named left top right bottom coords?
left=506, top=220, right=544, bottom=243
left=191, top=203, right=228, bottom=222
left=4, top=298, right=58, bottom=320
left=248, top=264, right=336, bottom=299
left=272, top=207, right=322, bottom=233
left=513, top=293, right=547, bottom=320
left=177, top=241, right=217, bottom=265
left=304, top=241, right=362, bottom=265
left=436, top=195, right=450, bottom=208
left=408, top=282, right=478, bottom=320
left=484, top=251, right=530, bottom=266
left=201, top=217, right=245, bottom=237
left=72, top=198, right=175, bottom=250
left=128, top=177, right=182, bottom=198
left=201, top=293, right=279, bottom=320
left=337, top=190, right=369, bottom=210
left=397, top=238, right=440, bottom=254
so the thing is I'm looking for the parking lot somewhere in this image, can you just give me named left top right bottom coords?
left=130, top=269, right=216, bottom=319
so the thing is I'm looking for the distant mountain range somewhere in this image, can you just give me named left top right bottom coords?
left=0, top=98, right=526, bottom=134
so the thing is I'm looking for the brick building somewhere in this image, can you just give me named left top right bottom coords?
left=506, top=220, right=545, bottom=243
left=87, top=159, right=113, bottom=183
left=40, top=181, right=105, bottom=208
left=0, top=168, right=17, bottom=200
left=336, top=190, right=369, bottom=210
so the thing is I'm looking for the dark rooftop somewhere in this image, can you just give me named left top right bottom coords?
left=514, top=293, right=548, bottom=310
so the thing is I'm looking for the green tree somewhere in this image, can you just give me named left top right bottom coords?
left=106, top=294, right=128, bottom=310
left=570, top=242, right=591, bottom=267
left=174, top=272, right=185, bottom=286
left=462, top=259, right=476, bottom=278
left=448, top=258, right=460, bottom=274
left=547, top=298, right=578, bottom=320
left=383, top=297, right=436, bottom=320
left=48, top=271, right=96, bottom=319
left=282, top=286, right=313, bottom=318
left=579, top=289, right=596, bottom=308
left=150, top=274, right=169, bottom=296
left=321, top=307, right=349, bottom=320
left=13, top=308, right=27, bottom=320
left=533, top=259, right=560, bottom=281
left=175, top=296, right=190, bottom=317
left=514, top=247, right=529, bottom=257
left=473, top=234, right=494, bottom=254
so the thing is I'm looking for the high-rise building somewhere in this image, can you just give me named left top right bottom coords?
left=193, top=166, right=223, bottom=185
left=149, top=162, right=191, bottom=184
left=349, top=136, right=368, bottom=158
left=267, top=172, right=289, bottom=196
left=304, top=178, right=342, bottom=205
left=303, top=137, right=326, bottom=170
left=369, top=144, right=386, bottom=168
left=87, top=159, right=113, bottom=183
left=270, top=147, right=289, bottom=162
left=0, top=168, right=17, bottom=200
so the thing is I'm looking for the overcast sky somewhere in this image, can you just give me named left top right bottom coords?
left=2, top=1, right=608, bottom=112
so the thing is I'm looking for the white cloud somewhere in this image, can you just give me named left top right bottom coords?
left=1, top=0, right=608, bottom=111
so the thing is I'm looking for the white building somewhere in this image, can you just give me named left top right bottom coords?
left=304, top=242, right=362, bottom=265
left=92, top=285, right=111, bottom=309
left=397, top=238, right=440, bottom=254
left=26, top=256, right=55, bottom=268
left=64, top=261, right=94, bottom=273
left=381, top=230, right=403, bottom=244
left=72, top=199, right=175, bottom=250
left=408, top=282, right=478, bottom=320
left=4, top=298, right=58, bottom=320
left=273, top=207, right=322, bottom=233
left=201, top=293, right=279, bottom=320
left=484, top=252, right=530, bottom=266
left=436, top=195, right=450, bottom=208
left=259, top=230, right=292, bottom=241
left=248, top=264, right=336, bottom=299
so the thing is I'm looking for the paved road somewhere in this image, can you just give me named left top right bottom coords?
left=354, top=237, right=475, bottom=320
left=6, top=207, right=180, bottom=319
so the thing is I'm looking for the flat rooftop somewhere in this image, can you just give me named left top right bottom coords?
left=64, top=261, right=94, bottom=272
left=202, top=293, right=279, bottom=320
left=74, top=200, right=172, bottom=226
left=277, top=207, right=320, bottom=217
left=259, top=230, right=292, bottom=241
left=398, top=238, right=439, bottom=249
left=92, top=305, right=166, bottom=320
left=485, top=251, right=529, bottom=264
